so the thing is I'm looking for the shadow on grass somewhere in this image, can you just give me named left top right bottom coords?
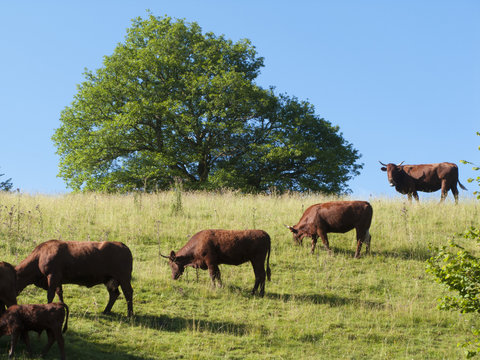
left=374, top=247, right=433, bottom=261
left=328, top=246, right=433, bottom=261
left=266, top=292, right=384, bottom=309
left=0, top=329, right=150, bottom=360
left=82, top=312, right=249, bottom=336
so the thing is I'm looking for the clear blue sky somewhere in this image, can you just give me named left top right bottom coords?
left=1, top=1, right=479, bottom=199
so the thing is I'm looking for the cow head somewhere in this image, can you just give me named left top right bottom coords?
left=285, top=225, right=306, bottom=245
left=167, top=251, right=185, bottom=280
left=379, top=161, right=405, bottom=187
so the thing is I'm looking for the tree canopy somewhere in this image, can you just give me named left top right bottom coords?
left=53, top=14, right=362, bottom=193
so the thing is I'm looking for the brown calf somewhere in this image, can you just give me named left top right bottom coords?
left=0, top=302, right=69, bottom=359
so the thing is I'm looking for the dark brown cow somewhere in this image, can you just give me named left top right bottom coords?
left=16, top=240, right=133, bottom=316
left=0, top=302, right=69, bottom=359
left=0, top=262, right=17, bottom=315
left=162, top=229, right=271, bottom=297
left=379, top=161, right=467, bottom=202
left=286, top=201, right=373, bottom=258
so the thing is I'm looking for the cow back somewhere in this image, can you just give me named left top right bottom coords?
left=179, top=229, right=270, bottom=266
left=403, top=163, right=458, bottom=192
left=295, top=201, right=372, bottom=234
left=17, top=240, right=132, bottom=288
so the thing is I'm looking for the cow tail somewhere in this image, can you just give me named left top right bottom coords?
left=62, top=302, right=69, bottom=333
left=458, top=180, right=467, bottom=191
left=266, top=236, right=271, bottom=282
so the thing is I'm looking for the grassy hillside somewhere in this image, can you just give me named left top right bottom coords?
left=0, top=191, right=478, bottom=359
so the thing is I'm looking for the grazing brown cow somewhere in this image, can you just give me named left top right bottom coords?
left=0, top=302, right=69, bottom=360
left=16, top=240, right=133, bottom=316
left=286, top=201, right=373, bottom=258
left=379, top=161, right=467, bottom=203
left=162, top=229, right=271, bottom=297
left=0, top=262, right=17, bottom=315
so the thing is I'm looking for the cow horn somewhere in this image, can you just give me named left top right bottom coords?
left=159, top=253, right=170, bottom=259
left=397, top=161, right=405, bottom=166
left=379, top=161, right=387, bottom=166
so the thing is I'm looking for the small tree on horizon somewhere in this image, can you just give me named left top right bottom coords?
left=0, top=168, right=13, bottom=192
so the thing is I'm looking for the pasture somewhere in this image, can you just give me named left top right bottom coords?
left=0, top=191, right=478, bottom=359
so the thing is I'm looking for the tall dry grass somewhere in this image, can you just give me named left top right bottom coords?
left=0, top=191, right=478, bottom=359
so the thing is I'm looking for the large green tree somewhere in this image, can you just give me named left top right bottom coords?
left=53, top=14, right=362, bottom=193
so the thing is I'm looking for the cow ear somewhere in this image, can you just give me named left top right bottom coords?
left=380, top=167, right=387, bottom=172
left=285, top=225, right=298, bottom=234
left=169, top=251, right=176, bottom=261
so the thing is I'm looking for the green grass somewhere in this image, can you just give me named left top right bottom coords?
left=0, top=191, right=478, bottom=359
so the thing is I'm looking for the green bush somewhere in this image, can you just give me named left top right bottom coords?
left=427, top=131, right=480, bottom=358
left=427, top=228, right=480, bottom=357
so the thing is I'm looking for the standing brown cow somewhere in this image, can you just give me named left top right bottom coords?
left=0, top=262, right=17, bottom=315
left=379, top=161, right=467, bottom=202
left=16, top=240, right=134, bottom=316
left=162, top=229, right=271, bottom=297
left=286, top=201, right=373, bottom=258
left=0, top=302, right=68, bottom=359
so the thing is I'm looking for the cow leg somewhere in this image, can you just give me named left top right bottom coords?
left=46, top=329, right=66, bottom=360
left=20, top=331, right=32, bottom=355
left=41, top=329, right=56, bottom=358
left=251, top=259, right=266, bottom=297
left=55, top=286, right=64, bottom=303
left=8, top=331, right=19, bottom=359
left=314, top=232, right=331, bottom=254
left=451, top=184, right=459, bottom=204
left=47, top=274, right=63, bottom=303
left=56, top=332, right=66, bottom=360
left=354, top=229, right=371, bottom=258
left=208, top=264, right=222, bottom=288
left=119, top=279, right=134, bottom=317
left=364, top=230, right=371, bottom=254
left=103, top=279, right=120, bottom=314
left=310, top=234, right=318, bottom=254
left=354, top=238, right=363, bottom=259
left=440, top=180, right=449, bottom=202
left=412, top=191, right=419, bottom=202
